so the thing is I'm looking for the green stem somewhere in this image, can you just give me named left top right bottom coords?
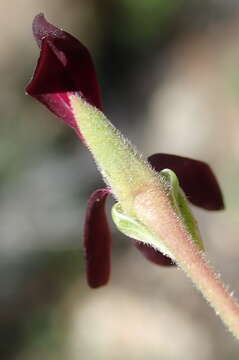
left=134, top=187, right=239, bottom=339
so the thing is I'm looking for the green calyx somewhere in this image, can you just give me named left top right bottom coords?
left=70, top=95, right=162, bottom=216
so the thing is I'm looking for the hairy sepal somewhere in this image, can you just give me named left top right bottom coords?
left=159, top=169, right=204, bottom=252
left=70, top=95, right=162, bottom=215
left=111, top=202, right=175, bottom=260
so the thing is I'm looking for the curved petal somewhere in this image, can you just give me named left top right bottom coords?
left=32, top=12, right=64, bottom=48
left=148, top=153, right=224, bottom=211
left=134, top=241, right=175, bottom=266
left=26, top=14, right=103, bottom=134
left=27, top=39, right=78, bottom=129
left=84, top=189, right=111, bottom=288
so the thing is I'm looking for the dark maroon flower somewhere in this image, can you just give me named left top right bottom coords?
left=26, top=13, right=102, bottom=140
left=26, top=14, right=224, bottom=288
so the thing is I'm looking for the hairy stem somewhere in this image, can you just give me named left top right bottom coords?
left=134, top=187, right=239, bottom=339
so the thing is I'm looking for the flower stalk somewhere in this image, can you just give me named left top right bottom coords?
left=135, top=187, right=239, bottom=339
left=70, top=95, right=162, bottom=216
left=71, top=95, right=239, bottom=338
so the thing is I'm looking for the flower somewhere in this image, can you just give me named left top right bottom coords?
left=26, top=14, right=224, bottom=288
left=26, top=13, right=102, bottom=140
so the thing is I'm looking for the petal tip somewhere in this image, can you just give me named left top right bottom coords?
left=32, top=13, right=62, bottom=47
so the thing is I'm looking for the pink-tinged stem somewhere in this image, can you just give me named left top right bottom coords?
left=134, top=186, right=239, bottom=339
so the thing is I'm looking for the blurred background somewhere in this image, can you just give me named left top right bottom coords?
left=1, top=0, right=239, bottom=359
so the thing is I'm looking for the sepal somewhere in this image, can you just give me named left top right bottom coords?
left=111, top=202, right=175, bottom=260
left=159, top=169, right=204, bottom=251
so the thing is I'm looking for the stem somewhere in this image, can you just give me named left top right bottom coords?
left=134, top=187, right=239, bottom=339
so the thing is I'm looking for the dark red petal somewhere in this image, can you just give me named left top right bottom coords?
left=134, top=241, right=175, bottom=266
left=148, top=153, right=224, bottom=211
left=26, top=14, right=103, bottom=130
left=27, top=39, right=79, bottom=130
left=84, top=189, right=111, bottom=288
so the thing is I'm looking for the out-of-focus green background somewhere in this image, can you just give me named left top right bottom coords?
left=1, top=0, right=239, bottom=359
